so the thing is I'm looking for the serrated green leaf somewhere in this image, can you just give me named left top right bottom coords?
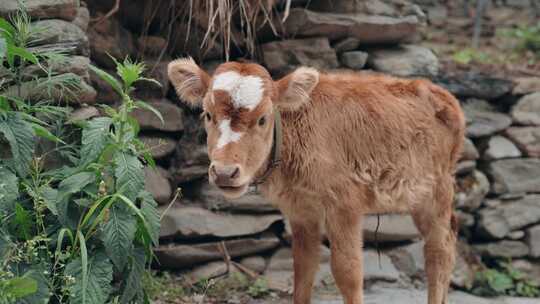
left=120, top=247, right=146, bottom=304
left=3, top=276, right=38, bottom=298
left=102, top=204, right=136, bottom=271
left=89, top=65, right=123, bottom=96
left=58, top=172, right=96, bottom=197
left=136, top=77, right=162, bottom=88
left=32, top=123, right=64, bottom=143
left=79, top=117, right=112, bottom=167
left=12, top=203, right=32, bottom=240
left=0, top=18, right=15, bottom=43
left=65, top=250, right=113, bottom=304
left=139, top=191, right=160, bottom=247
left=16, top=264, right=50, bottom=304
left=0, top=167, right=18, bottom=214
left=114, top=151, right=144, bottom=202
left=0, top=112, right=36, bottom=176
left=40, top=186, right=58, bottom=215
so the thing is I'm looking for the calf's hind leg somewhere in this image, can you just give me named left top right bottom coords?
left=412, top=180, right=457, bottom=304
left=325, top=208, right=364, bottom=304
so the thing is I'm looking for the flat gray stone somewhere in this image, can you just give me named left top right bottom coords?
left=144, top=166, right=172, bottom=205
left=461, top=137, right=479, bottom=161
left=154, top=237, right=280, bottom=269
left=159, top=206, right=283, bottom=239
left=483, top=135, right=522, bottom=160
left=506, top=127, right=540, bottom=157
left=283, top=8, right=418, bottom=44
left=456, top=160, right=476, bottom=175
left=527, top=225, right=540, bottom=258
left=261, top=37, right=338, bottom=76
left=367, top=45, right=439, bottom=77
left=476, top=195, right=540, bottom=239
left=486, top=158, right=540, bottom=194
left=511, top=92, right=540, bottom=125
left=464, top=102, right=512, bottom=138
left=473, top=240, right=530, bottom=258
left=31, top=19, right=88, bottom=54
left=363, top=214, right=420, bottom=242
left=340, top=51, right=368, bottom=70
left=0, top=0, right=78, bottom=21
left=131, top=100, right=184, bottom=132
left=512, top=77, right=540, bottom=95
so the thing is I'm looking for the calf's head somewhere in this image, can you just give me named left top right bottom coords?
left=168, top=59, right=319, bottom=198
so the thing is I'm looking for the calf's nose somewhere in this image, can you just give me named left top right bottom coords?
left=210, top=163, right=240, bottom=185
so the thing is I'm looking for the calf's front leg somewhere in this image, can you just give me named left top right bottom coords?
left=325, top=208, right=364, bottom=304
left=291, top=219, right=322, bottom=304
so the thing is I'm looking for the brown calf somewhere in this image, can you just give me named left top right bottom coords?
left=168, top=58, right=465, bottom=304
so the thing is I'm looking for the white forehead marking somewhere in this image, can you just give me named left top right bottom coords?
left=216, top=119, right=243, bottom=149
left=212, top=71, right=264, bottom=111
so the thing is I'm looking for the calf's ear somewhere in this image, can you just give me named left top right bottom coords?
left=275, top=67, right=319, bottom=111
left=168, top=57, right=210, bottom=107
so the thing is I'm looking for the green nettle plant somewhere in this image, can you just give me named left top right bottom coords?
left=472, top=261, right=540, bottom=298
left=0, top=10, right=163, bottom=304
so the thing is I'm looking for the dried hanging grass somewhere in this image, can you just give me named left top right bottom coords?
left=185, top=0, right=292, bottom=61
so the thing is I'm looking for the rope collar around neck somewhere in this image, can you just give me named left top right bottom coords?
left=251, top=107, right=282, bottom=186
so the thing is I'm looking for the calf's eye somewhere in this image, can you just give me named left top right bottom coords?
left=205, top=112, right=212, bottom=122
left=258, top=116, right=266, bottom=126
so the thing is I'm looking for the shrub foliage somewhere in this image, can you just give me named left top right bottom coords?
left=0, top=10, right=162, bottom=304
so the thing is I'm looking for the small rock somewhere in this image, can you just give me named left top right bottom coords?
left=461, top=137, right=479, bottom=161
left=87, top=16, right=134, bottom=69
left=31, top=19, right=88, bottom=55
left=474, top=240, right=529, bottom=258
left=511, top=92, right=540, bottom=126
left=130, top=100, right=184, bottom=132
left=154, top=237, right=280, bottom=269
left=332, top=37, right=361, bottom=53
left=239, top=256, right=267, bottom=273
left=506, top=127, right=540, bottom=157
left=159, top=206, right=283, bottom=239
left=363, top=250, right=401, bottom=282
left=363, top=214, right=420, bottom=242
left=482, top=135, right=522, bottom=160
left=340, top=51, right=368, bottom=70
left=23, top=56, right=90, bottom=81
left=140, top=136, right=176, bottom=159
left=433, top=73, right=513, bottom=100
left=144, top=166, right=172, bottom=205
left=0, top=0, right=78, bottom=21
left=512, top=77, right=540, bottom=95
left=72, top=5, right=89, bottom=31
left=169, top=113, right=208, bottom=183
left=527, top=225, right=540, bottom=258
left=283, top=8, right=418, bottom=44
left=136, top=35, right=168, bottom=56
left=456, top=160, right=476, bottom=175
left=367, top=45, right=439, bottom=77
left=508, top=230, right=525, bottom=240
left=486, top=158, right=540, bottom=194
left=455, top=170, right=489, bottom=211
left=464, top=101, right=512, bottom=138
left=261, top=37, right=338, bottom=76
left=476, top=195, right=540, bottom=239
left=68, top=106, right=99, bottom=123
